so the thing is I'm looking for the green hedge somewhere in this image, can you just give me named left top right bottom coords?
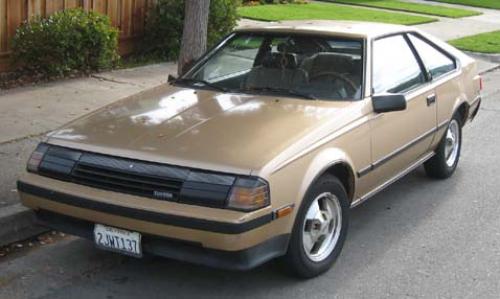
left=140, top=0, right=239, bottom=60
left=12, top=9, right=119, bottom=76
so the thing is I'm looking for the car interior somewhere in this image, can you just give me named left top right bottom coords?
left=189, top=34, right=364, bottom=100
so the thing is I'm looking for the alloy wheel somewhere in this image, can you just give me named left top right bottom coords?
left=445, top=119, right=460, bottom=167
left=302, top=192, right=342, bottom=262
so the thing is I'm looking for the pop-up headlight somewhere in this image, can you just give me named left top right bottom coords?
left=27, top=143, right=50, bottom=172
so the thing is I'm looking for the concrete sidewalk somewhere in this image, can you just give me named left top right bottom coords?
left=0, top=62, right=176, bottom=246
left=0, top=62, right=176, bottom=144
left=410, top=0, right=500, bottom=40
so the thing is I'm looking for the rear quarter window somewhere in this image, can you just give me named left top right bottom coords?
left=408, top=34, right=456, bottom=79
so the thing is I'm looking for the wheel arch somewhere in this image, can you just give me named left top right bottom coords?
left=452, top=99, right=470, bottom=127
left=298, top=148, right=357, bottom=206
left=323, top=163, right=355, bottom=203
left=456, top=102, right=469, bottom=126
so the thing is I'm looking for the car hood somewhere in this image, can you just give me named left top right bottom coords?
left=47, top=85, right=353, bottom=174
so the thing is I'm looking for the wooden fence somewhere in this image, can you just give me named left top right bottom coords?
left=0, top=0, right=158, bottom=72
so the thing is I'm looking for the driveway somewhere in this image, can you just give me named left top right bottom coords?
left=1, top=69, right=499, bottom=299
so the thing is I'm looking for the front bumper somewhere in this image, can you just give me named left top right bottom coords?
left=18, top=181, right=273, bottom=235
left=35, top=209, right=289, bottom=270
left=17, top=179, right=293, bottom=270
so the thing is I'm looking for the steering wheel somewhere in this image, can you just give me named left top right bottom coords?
left=309, top=71, right=358, bottom=95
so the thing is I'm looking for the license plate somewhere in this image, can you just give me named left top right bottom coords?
left=94, top=224, right=142, bottom=257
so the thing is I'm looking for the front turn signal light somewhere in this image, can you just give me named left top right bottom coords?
left=227, top=177, right=270, bottom=211
left=27, top=143, right=50, bottom=173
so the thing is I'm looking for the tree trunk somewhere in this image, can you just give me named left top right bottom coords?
left=177, top=0, right=211, bottom=76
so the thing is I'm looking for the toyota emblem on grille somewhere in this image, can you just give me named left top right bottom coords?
left=154, top=191, right=174, bottom=200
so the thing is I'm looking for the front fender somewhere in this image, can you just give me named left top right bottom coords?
left=258, top=146, right=357, bottom=234
left=296, top=147, right=356, bottom=207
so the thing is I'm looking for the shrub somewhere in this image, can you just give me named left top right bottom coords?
left=12, top=9, right=119, bottom=76
left=208, top=0, right=240, bottom=47
left=141, top=0, right=239, bottom=60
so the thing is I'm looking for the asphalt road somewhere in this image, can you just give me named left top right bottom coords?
left=1, top=69, right=500, bottom=299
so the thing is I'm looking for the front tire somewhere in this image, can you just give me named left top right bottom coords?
left=282, top=175, right=349, bottom=278
left=424, top=113, right=462, bottom=179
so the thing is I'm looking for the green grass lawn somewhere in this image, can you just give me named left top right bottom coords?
left=238, top=3, right=437, bottom=25
left=449, top=31, right=500, bottom=53
left=432, top=0, right=500, bottom=10
left=329, top=0, right=480, bottom=18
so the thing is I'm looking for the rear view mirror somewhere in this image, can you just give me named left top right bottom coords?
left=372, top=94, right=407, bottom=113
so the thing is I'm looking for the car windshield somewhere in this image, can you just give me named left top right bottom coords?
left=180, top=33, right=364, bottom=101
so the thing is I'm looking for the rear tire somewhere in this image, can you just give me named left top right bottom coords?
left=282, top=175, right=349, bottom=278
left=424, top=113, right=462, bottom=179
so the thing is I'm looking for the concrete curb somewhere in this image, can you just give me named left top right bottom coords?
left=480, top=64, right=500, bottom=75
left=467, top=51, right=500, bottom=64
left=476, top=57, right=500, bottom=75
left=0, top=203, right=48, bottom=247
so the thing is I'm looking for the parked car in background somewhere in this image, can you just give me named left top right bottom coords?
left=18, top=21, right=481, bottom=278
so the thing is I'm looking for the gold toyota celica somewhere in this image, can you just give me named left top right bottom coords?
left=18, top=21, right=481, bottom=278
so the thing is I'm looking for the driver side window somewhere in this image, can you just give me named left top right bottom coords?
left=373, top=35, right=426, bottom=94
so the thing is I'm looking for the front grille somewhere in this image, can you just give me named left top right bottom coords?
left=72, top=163, right=184, bottom=200
left=37, top=146, right=199, bottom=202
left=35, top=144, right=239, bottom=207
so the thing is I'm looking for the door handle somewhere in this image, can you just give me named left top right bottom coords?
left=427, top=94, right=437, bottom=106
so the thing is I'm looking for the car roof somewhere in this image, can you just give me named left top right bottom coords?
left=235, top=20, right=411, bottom=39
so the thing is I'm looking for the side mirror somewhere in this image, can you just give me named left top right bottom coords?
left=168, top=74, right=177, bottom=83
left=372, top=94, right=407, bottom=113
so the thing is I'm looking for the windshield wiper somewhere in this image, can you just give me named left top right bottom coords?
left=173, top=78, right=227, bottom=92
left=243, top=87, right=316, bottom=100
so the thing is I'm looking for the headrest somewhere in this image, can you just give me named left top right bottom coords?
left=262, top=52, right=299, bottom=69
left=277, top=42, right=291, bottom=53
